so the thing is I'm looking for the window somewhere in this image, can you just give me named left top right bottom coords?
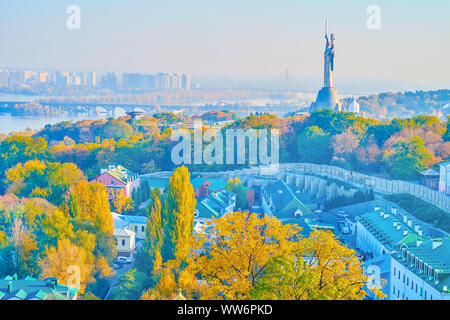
left=122, top=239, right=125, bottom=246
left=141, top=226, right=144, bottom=232
left=403, top=275, right=405, bottom=283
left=135, top=226, right=138, bottom=232
left=394, top=267, right=396, bottom=276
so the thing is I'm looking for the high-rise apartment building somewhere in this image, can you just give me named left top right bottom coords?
left=182, top=73, right=191, bottom=90
left=0, top=70, right=9, bottom=88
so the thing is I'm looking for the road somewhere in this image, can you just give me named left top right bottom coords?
left=104, top=240, right=144, bottom=300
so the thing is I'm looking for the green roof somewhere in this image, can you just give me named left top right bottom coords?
left=396, top=238, right=450, bottom=293
left=263, top=180, right=315, bottom=219
left=356, top=211, right=426, bottom=250
left=105, top=165, right=138, bottom=184
left=0, top=276, right=79, bottom=300
left=195, top=190, right=236, bottom=219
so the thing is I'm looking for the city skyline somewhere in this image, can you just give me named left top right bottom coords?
left=0, top=0, right=449, bottom=92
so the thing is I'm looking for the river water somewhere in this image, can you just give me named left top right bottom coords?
left=0, top=93, right=129, bottom=134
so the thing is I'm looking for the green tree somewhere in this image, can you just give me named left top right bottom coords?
left=143, top=188, right=164, bottom=275
left=225, top=178, right=248, bottom=209
left=385, top=136, right=432, bottom=180
left=296, top=126, right=332, bottom=164
left=161, top=166, right=196, bottom=262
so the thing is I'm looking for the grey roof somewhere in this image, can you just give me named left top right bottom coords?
left=262, top=180, right=316, bottom=219
left=112, top=212, right=147, bottom=237
left=420, top=169, right=439, bottom=176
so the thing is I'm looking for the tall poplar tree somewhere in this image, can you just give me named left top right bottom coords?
left=144, top=188, right=164, bottom=274
left=161, top=166, right=196, bottom=262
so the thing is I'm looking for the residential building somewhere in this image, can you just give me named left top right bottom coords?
left=261, top=180, right=316, bottom=220
left=194, top=190, right=236, bottom=223
left=356, top=208, right=425, bottom=258
left=182, top=73, right=191, bottom=90
left=112, top=213, right=136, bottom=257
left=112, top=213, right=148, bottom=256
left=8, top=70, right=22, bottom=88
left=439, top=162, right=450, bottom=195
left=390, top=238, right=450, bottom=300
left=90, top=164, right=140, bottom=200
left=363, top=254, right=391, bottom=300
left=420, top=169, right=440, bottom=190
left=0, top=70, right=8, bottom=88
left=191, top=176, right=254, bottom=206
left=355, top=207, right=450, bottom=300
left=0, top=275, right=78, bottom=300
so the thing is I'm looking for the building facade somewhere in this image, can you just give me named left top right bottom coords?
left=112, top=213, right=148, bottom=257
left=439, top=162, right=450, bottom=195
left=90, top=164, right=140, bottom=200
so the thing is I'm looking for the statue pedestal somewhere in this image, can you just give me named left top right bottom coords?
left=310, top=86, right=341, bottom=112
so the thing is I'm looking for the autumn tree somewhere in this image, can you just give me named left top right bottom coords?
left=187, top=211, right=300, bottom=300
left=113, top=190, right=134, bottom=214
left=250, top=230, right=386, bottom=300
left=5, top=160, right=85, bottom=204
left=144, top=188, right=164, bottom=274
left=161, top=166, right=196, bottom=262
left=10, top=218, right=38, bottom=277
left=331, top=130, right=360, bottom=167
left=66, top=181, right=115, bottom=276
left=39, top=238, right=95, bottom=294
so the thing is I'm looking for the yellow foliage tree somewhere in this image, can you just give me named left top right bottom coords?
left=39, top=238, right=95, bottom=294
left=162, top=166, right=196, bottom=262
left=68, top=181, right=113, bottom=235
left=113, top=190, right=134, bottom=214
left=187, top=211, right=300, bottom=300
left=250, top=230, right=386, bottom=300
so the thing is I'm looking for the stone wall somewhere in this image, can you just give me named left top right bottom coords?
left=142, top=163, right=450, bottom=212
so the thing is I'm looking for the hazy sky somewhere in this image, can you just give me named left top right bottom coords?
left=0, top=0, right=449, bottom=92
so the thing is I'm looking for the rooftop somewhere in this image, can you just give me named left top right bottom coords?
left=102, top=165, right=138, bottom=184
left=195, top=190, right=236, bottom=219
left=263, top=180, right=315, bottom=219
left=0, top=276, right=78, bottom=300
left=356, top=210, right=426, bottom=251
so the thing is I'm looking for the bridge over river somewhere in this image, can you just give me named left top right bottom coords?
left=0, top=100, right=297, bottom=117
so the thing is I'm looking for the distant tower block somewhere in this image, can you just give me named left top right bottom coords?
left=310, top=20, right=342, bottom=113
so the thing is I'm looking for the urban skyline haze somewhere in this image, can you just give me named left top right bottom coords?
left=1, top=0, right=449, bottom=92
